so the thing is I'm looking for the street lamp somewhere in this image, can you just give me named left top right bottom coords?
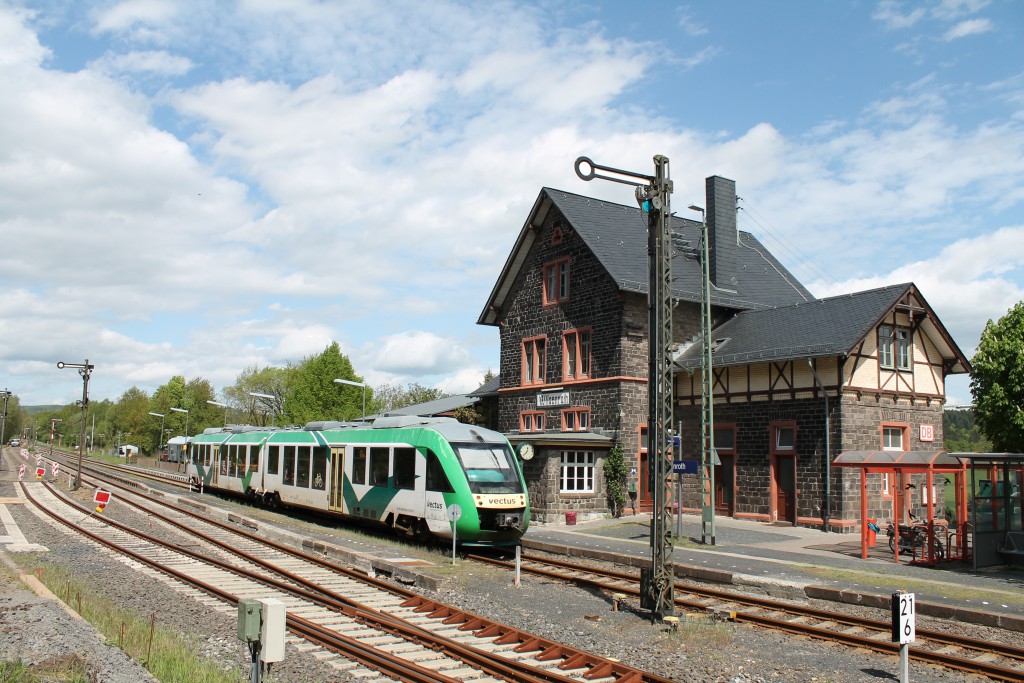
left=248, top=392, right=278, bottom=427
left=148, top=412, right=166, bottom=455
left=170, top=407, right=189, bottom=470
left=0, top=389, right=10, bottom=471
left=334, top=379, right=367, bottom=419
left=207, top=400, right=228, bottom=427
left=57, top=359, right=94, bottom=490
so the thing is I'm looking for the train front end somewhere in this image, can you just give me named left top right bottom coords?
left=441, top=427, right=530, bottom=547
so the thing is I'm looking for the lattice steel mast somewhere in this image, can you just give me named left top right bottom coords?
left=574, top=155, right=675, bottom=619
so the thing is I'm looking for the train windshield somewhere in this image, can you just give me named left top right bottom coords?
left=451, top=442, right=525, bottom=494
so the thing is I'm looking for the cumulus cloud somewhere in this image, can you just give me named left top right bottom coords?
left=370, top=331, right=472, bottom=375
left=942, top=18, right=994, bottom=40
left=89, top=49, right=193, bottom=77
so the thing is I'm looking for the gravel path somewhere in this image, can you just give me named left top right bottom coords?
left=0, top=478, right=995, bottom=682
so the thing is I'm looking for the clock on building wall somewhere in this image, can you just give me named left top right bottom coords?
left=518, top=443, right=535, bottom=460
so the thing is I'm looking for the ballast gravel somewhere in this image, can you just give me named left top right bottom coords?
left=0, top=479, right=996, bottom=683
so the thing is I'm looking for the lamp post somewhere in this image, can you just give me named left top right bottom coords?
left=170, top=407, right=189, bottom=471
left=688, top=204, right=716, bottom=546
left=334, top=379, right=367, bottom=419
left=248, top=392, right=278, bottom=427
left=148, top=412, right=166, bottom=458
left=207, top=400, right=228, bottom=427
left=49, top=418, right=62, bottom=459
left=0, top=389, right=10, bottom=470
left=57, top=359, right=94, bottom=490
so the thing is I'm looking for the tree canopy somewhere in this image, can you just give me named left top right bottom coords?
left=970, top=301, right=1024, bottom=452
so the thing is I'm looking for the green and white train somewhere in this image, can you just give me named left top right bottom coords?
left=184, top=416, right=529, bottom=547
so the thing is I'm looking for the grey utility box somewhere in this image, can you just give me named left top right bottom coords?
left=259, top=598, right=287, bottom=663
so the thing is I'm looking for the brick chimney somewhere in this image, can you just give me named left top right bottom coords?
left=706, top=175, right=738, bottom=289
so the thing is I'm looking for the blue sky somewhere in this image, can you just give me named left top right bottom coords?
left=0, top=0, right=1021, bottom=407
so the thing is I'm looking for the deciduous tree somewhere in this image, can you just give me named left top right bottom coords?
left=970, top=301, right=1024, bottom=451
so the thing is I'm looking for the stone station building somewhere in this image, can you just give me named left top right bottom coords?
left=478, top=175, right=969, bottom=529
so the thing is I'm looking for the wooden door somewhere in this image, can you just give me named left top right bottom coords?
left=715, top=455, right=734, bottom=515
left=774, top=455, right=796, bottom=524
left=639, top=451, right=652, bottom=510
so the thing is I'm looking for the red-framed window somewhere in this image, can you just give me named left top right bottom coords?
left=521, top=336, right=546, bottom=385
left=769, top=421, right=798, bottom=454
left=713, top=424, right=737, bottom=454
left=881, top=422, right=909, bottom=451
left=520, top=411, right=545, bottom=433
left=562, top=328, right=592, bottom=380
left=562, top=407, right=590, bottom=432
left=542, top=258, right=570, bottom=305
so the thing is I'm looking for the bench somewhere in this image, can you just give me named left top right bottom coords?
left=999, top=532, right=1024, bottom=565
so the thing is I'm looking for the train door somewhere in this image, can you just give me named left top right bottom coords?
left=328, top=446, right=345, bottom=512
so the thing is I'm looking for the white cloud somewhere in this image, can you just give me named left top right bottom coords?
left=942, top=18, right=994, bottom=40
left=90, top=49, right=193, bottom=77
left=370, top=331, right=472, bottom=375
left=873, top=1, right=926, bottom=30
left=932, top=0, right=990, bottom=21
left=92, top=0, right=179, bottom=34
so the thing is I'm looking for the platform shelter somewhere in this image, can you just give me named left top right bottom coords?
left=949, top=453, right=1024, bottom=569
left=832, top=450, right=967, bottom=564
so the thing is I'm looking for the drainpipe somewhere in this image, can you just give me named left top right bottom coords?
left=807, top=357, right=831, bottom=532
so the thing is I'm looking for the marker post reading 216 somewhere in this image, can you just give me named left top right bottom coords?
left=447, top=503, right=462, bottom=565
left=891, top=591, right=915, bottom=682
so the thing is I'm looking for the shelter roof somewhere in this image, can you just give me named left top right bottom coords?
left=833, top=449, right=965, bottom=470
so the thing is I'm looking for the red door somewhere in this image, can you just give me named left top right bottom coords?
left=715, top=455, right=734, bottom=515
left=774, top=455, right=796, bottom=524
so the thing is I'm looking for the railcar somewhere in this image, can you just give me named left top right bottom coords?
left=185, top=416, right=529, bottom=547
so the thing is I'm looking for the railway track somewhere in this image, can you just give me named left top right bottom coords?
left=20, top=479, right=673, bottom=683
left=467, top=553, right=1024, bottom=682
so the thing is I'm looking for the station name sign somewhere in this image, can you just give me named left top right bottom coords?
left=536, top=390, right=570, bottom=408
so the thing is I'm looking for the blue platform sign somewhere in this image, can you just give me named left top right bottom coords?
left=673, top=459, right=699, bottom=474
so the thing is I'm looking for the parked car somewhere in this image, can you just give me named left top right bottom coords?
left=9, top=438, right=21, bottom=447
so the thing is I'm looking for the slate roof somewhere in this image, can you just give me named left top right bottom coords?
left=479, top=187, right=813, bottom=325
left=674, top=282, right=970, bottom=373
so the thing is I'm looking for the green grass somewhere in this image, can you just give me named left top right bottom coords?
left=22, top=562, right=246, bottom=683
left=0, top=656, right=92, bottom=683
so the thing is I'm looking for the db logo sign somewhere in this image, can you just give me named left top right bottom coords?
left=919, top=424, right=935, bottom=442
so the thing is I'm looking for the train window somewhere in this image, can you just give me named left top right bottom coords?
left=452, top=442, right=525, bottom=494
left=296, top=447, right=311, bottom=488
left=393, top=447, right=416, bottom=490
left=249, top=445, right=259, bottom=472
left=352, top=447, right=367, bottom=485
left=283, top=446, right=296, bottom=486
left=234, top=447, right=246, bottom=477
left=226, top=445, right=236, bottom=477
left=219, top=445, right=227, bottom=474
left=425, top=450, right=454, bottom=493
left=267, top=446, right=280, bottom=475
left=370, top=447, right=389, bottom=486
left=312, top=447, right=328, bottom=489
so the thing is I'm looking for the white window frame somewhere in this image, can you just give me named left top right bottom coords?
left=883, top=427, right=904, bottom=451
left=775, top=426, right=795, bottom=451
left=878, top=325, right=894, bottom=368
left=560, top=450, right=595, bottom=492
left=895, top=328, right=911, bottom=370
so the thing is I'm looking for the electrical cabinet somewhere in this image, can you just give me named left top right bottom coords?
left=237, top=599, right=261, bottom=642
left=259, top=598, right=287, bottom=663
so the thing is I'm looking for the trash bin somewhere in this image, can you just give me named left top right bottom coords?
left=866, top=518, right=879, bottom=546
left=565, top=511, right=577, bottom=525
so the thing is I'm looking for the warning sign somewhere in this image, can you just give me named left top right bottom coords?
left=35, top=467, right=44, bottom=479
left=18, top=464, right=25, bottom=481
left=51, top=462, right=60, bottom=477
left=94, top=489, right=112, bottom=513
